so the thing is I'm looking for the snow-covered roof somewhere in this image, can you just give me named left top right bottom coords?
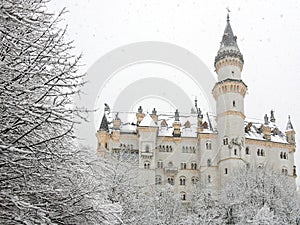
left=139, top=114, right=158, bottom=127
left=244, top=119, right=287, bottom=144
left=102, top=111, right=288, bottom=143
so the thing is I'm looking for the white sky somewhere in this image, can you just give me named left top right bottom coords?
left=48, top=0, right=300, bottom=182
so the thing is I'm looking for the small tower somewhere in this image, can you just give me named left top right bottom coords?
left=111, top=113, right=121, bottom=143
left=150, top=108, right=158, bottom=122
left=286, top=115, right=295, bottom=144
left=136, top=106, right=145, bottom=125
left=261, top=114, right=271, bottom=141
left=212, top=14, right=247, bottom=187
left=173, top=109, right=181, bottom=137
left=197, top=108, right=204, bottom=133
left=96, top=113, right=110, bottom=157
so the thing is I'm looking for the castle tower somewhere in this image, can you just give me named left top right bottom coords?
left=96, top=113, right=110, bottom=157
left=286, top=115, right=296, bottom=145
left=212, top=14, right=248, bottom=187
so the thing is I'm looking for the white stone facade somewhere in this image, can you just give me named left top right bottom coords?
left=96, top=16, right=297, bottom=201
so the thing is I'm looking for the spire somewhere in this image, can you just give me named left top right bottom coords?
left=175, top=109, right=180, bottom=122
left=215, top=14, right=244, bottom=66
left=270, top=110, right=275, bottom=123
left=99, top=114, right=109, bottom=132
left=286, top=115, right=294, bottom=131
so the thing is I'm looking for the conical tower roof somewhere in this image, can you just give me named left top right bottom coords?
left=99, top=114, right=109, bottom=132
left=286, top=115, right=294, bottom=131
left=215, top=14, right=244, bottom=66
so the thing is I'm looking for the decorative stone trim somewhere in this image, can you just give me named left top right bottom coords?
left=215, top=56, right=244, bottom=73
left=212, top=79, right=247, bottom=99
left=217, top=110, right=246, bottom=120
left=245, top=138, right=295, bottom=151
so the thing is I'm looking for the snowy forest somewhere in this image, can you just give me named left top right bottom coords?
left=1, top=0, right=300, bottom=224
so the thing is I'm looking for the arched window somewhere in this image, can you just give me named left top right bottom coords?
left=168, top=161, right=173, bottom=167
left=166, top=145, right=169, bottom=152
left=181, top=162, right=187, bottom=170
left=245, top=147, right=250, bottom=155
left=234, top=149, right=237, bottom=155
left=191, top=162, right=197, bottom=170
left=155, top=175, right=162, bottom=185
left=280, top=152, right=283, bottom=159
left=192, top=146, right=196, bottom=153
left=169, top=146, right=173, bottom=152
left=208, top=175, right=211, bottom=183
left=191, top=177, right=199, bottom=185
left=282, top=167, right=288, bottom=175
left=233, top=100, right=236, bottom=107
left=207, top=159, right=212, bottom=167
left=182, top=146, right=186, bottom=153
left=144, top=161, right=150, bottom=169
left=167, top=177, right=174, bottom=185
left=223, top=137, right=228, bottom=145
left=257, top=149, right=260, bottom=156
left=180, top=192, right=186, bottom=201
left=206, top=141, right=212, bottom=150
left=260, top=149, right=264, bottom=156
left=179, top=176, right=186, bottom=186
left=145, top=145, right=150, bottom=153
left=157, top=161, right=163, bottom=169
left=105, top=143, right=108, bottom=149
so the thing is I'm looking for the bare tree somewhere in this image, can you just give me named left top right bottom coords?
left=222, top=167, right=300, bottom=224
left=0, top=0, right=119, bottom=224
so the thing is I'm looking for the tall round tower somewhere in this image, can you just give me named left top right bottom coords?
left=212, top=14, right=248, bottom=188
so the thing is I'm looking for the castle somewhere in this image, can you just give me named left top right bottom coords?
left=96, top=15, right=296, bottom=201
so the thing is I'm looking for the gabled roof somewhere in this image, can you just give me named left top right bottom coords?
left=139, top=114, right=158, bottom=127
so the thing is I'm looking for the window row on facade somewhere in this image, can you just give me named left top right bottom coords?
left=157, top=145, right=173, bottom=152
left=182, top=146, right=196, bottom=153
left=120, top=143, right=134, bottom=150
left=155, top=176, right=199, bottom=186
left=156, top=161, right=198, bottom=170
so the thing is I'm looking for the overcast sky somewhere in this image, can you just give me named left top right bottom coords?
left=48, top=0, right=300, bottom=182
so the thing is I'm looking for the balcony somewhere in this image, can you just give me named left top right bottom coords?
left=140, top=151, right=153, bottom=159
left=164, top=167, right=178, bottom=176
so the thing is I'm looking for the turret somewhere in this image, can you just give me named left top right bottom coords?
left=111, top=112, right=121, bottom=143
left=286, top=115, right=295, bottom=144
left=261, top=114, right=271, bottom=141
left=136, top=106, right=145, bottom=125
left=150, top=108, right=158, bottom=122
left=96, top=113, right=110, bottom=157
left=214, top=14, right=244, bottom=81
left=173, top=109, right=181, bottom=137
left=213, top=14, right=247, bottom=187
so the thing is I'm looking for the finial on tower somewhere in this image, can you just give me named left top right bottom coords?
left=226, top=7, right=230, bottom=22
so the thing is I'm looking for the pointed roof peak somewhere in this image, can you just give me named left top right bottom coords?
left=215, top=14, right=244, bottom=66
left=221, top=15, right=238, bottom=49
left=99, top=114, right=109, bottom=132
left=139, top=113, right=158, bottom=127
left=286, top=115, right=294, bottom=131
